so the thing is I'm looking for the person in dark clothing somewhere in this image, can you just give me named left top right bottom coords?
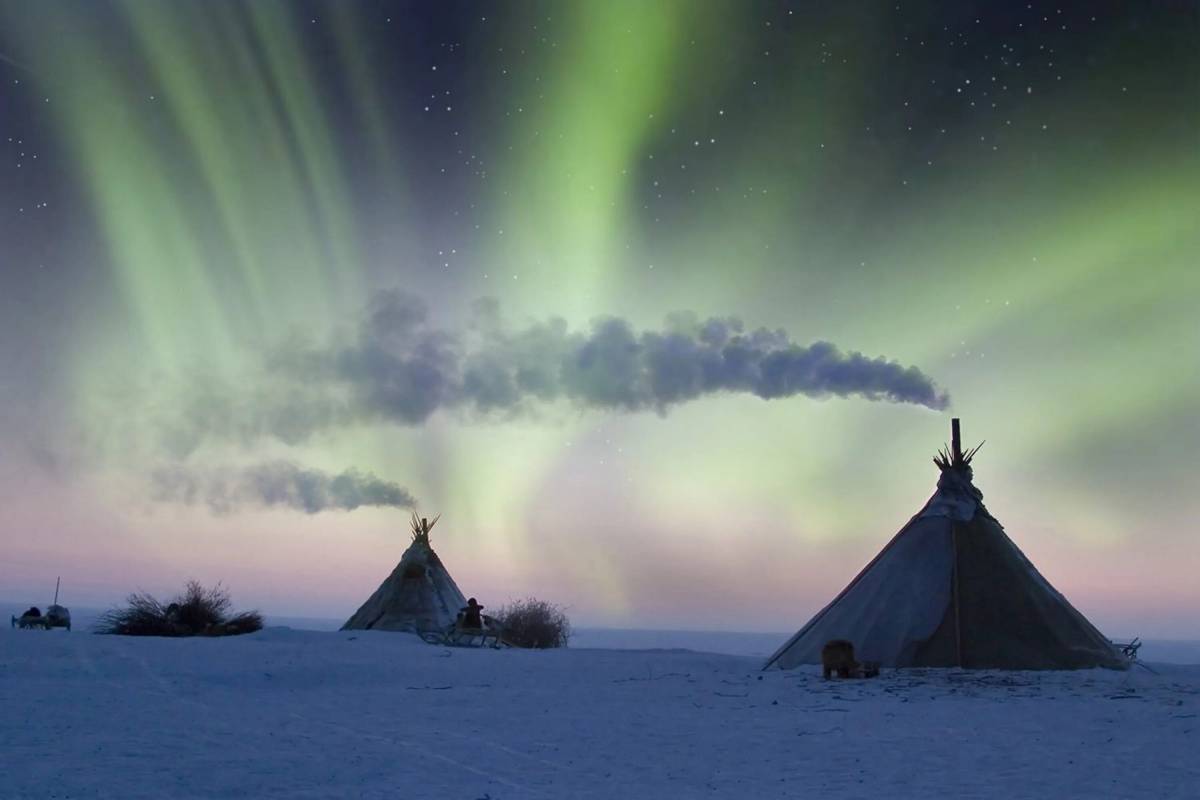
left=460, top=598, right=484, bottom=629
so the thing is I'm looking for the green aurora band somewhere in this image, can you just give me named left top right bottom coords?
left=1, top=2, right=1196, bottom=630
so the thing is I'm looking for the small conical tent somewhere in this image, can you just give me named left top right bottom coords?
left=764, top=420, right=1127, bottom=671
left=341, top=514, right=467, bottom=634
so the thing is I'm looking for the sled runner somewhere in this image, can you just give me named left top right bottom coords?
left=420, top=615, right=505, bottom=648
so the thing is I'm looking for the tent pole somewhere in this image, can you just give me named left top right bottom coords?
left=951, top=527, right=963, bottom=668
left=951, top=418, right=963, bottom=665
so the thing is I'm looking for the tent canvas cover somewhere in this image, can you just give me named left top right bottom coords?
left=342, top=515, right=467, bottom=635
left=765, top=420, right=1127, bottom=671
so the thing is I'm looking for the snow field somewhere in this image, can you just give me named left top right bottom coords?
left=1, top=627, right=1198, bottom=799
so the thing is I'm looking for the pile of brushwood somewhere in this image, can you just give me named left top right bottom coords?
left=97, top=581, right=262, bottom=637
left=495, top=597, right=571, bottom=649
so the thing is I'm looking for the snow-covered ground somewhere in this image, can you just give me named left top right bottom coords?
left=2, top=625, right=1198, bottom=799
left=13, top=604, right=1200, bottom=662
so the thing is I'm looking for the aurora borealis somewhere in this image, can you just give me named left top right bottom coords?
left=1, top=2, right=1197, bottom=636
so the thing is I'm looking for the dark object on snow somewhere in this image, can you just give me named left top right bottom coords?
left=202, top=613, right=264, bottom=637
left=819, top=640, right=878, bottom=678
left=765, top=418, right=1128, bottom=672
left=11, top=578, right=72, bottom=631
left=494, top=597, right=571, bottom=649
left=12, top=608, right=46, bottom=629
left=45, top=578, right=71, bottom=630
left=96, top=581, right=262, bottom=637
left=821, top=640, right=859, bottom=679
left=11, top=606, right=70, bottom=631
left=43, top=605, right=71, bottom=630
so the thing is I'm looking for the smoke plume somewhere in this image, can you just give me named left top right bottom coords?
left=296, top=291, right=950, bottom=427
left=152, top=461, right=417, bottom=515
left=154, top=292, right=948, bottom=459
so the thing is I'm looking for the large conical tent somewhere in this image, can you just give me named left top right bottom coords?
left=341, top=514, right=467, bottom=634
left=765, top=420, right=1127, bottom=671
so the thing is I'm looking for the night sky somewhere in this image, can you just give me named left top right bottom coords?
left=1, top=1, right=1197, bottom=635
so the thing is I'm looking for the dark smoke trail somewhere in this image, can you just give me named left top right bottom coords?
left=319, top=292, right=950, bottom=426
left=162, top=292, right=949, bottom=453
left=152, top=461, right=417, bottom=514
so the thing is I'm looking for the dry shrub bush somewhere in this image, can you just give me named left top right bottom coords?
left=97, top=581, right=263, bottom=637
left=495, top=597, right=571, bottom=649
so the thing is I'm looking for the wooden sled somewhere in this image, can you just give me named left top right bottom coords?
left=420, top=616, right=505, bottom=649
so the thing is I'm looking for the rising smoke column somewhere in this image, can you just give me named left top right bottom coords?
left=279, top=291, right=949, bottom=434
